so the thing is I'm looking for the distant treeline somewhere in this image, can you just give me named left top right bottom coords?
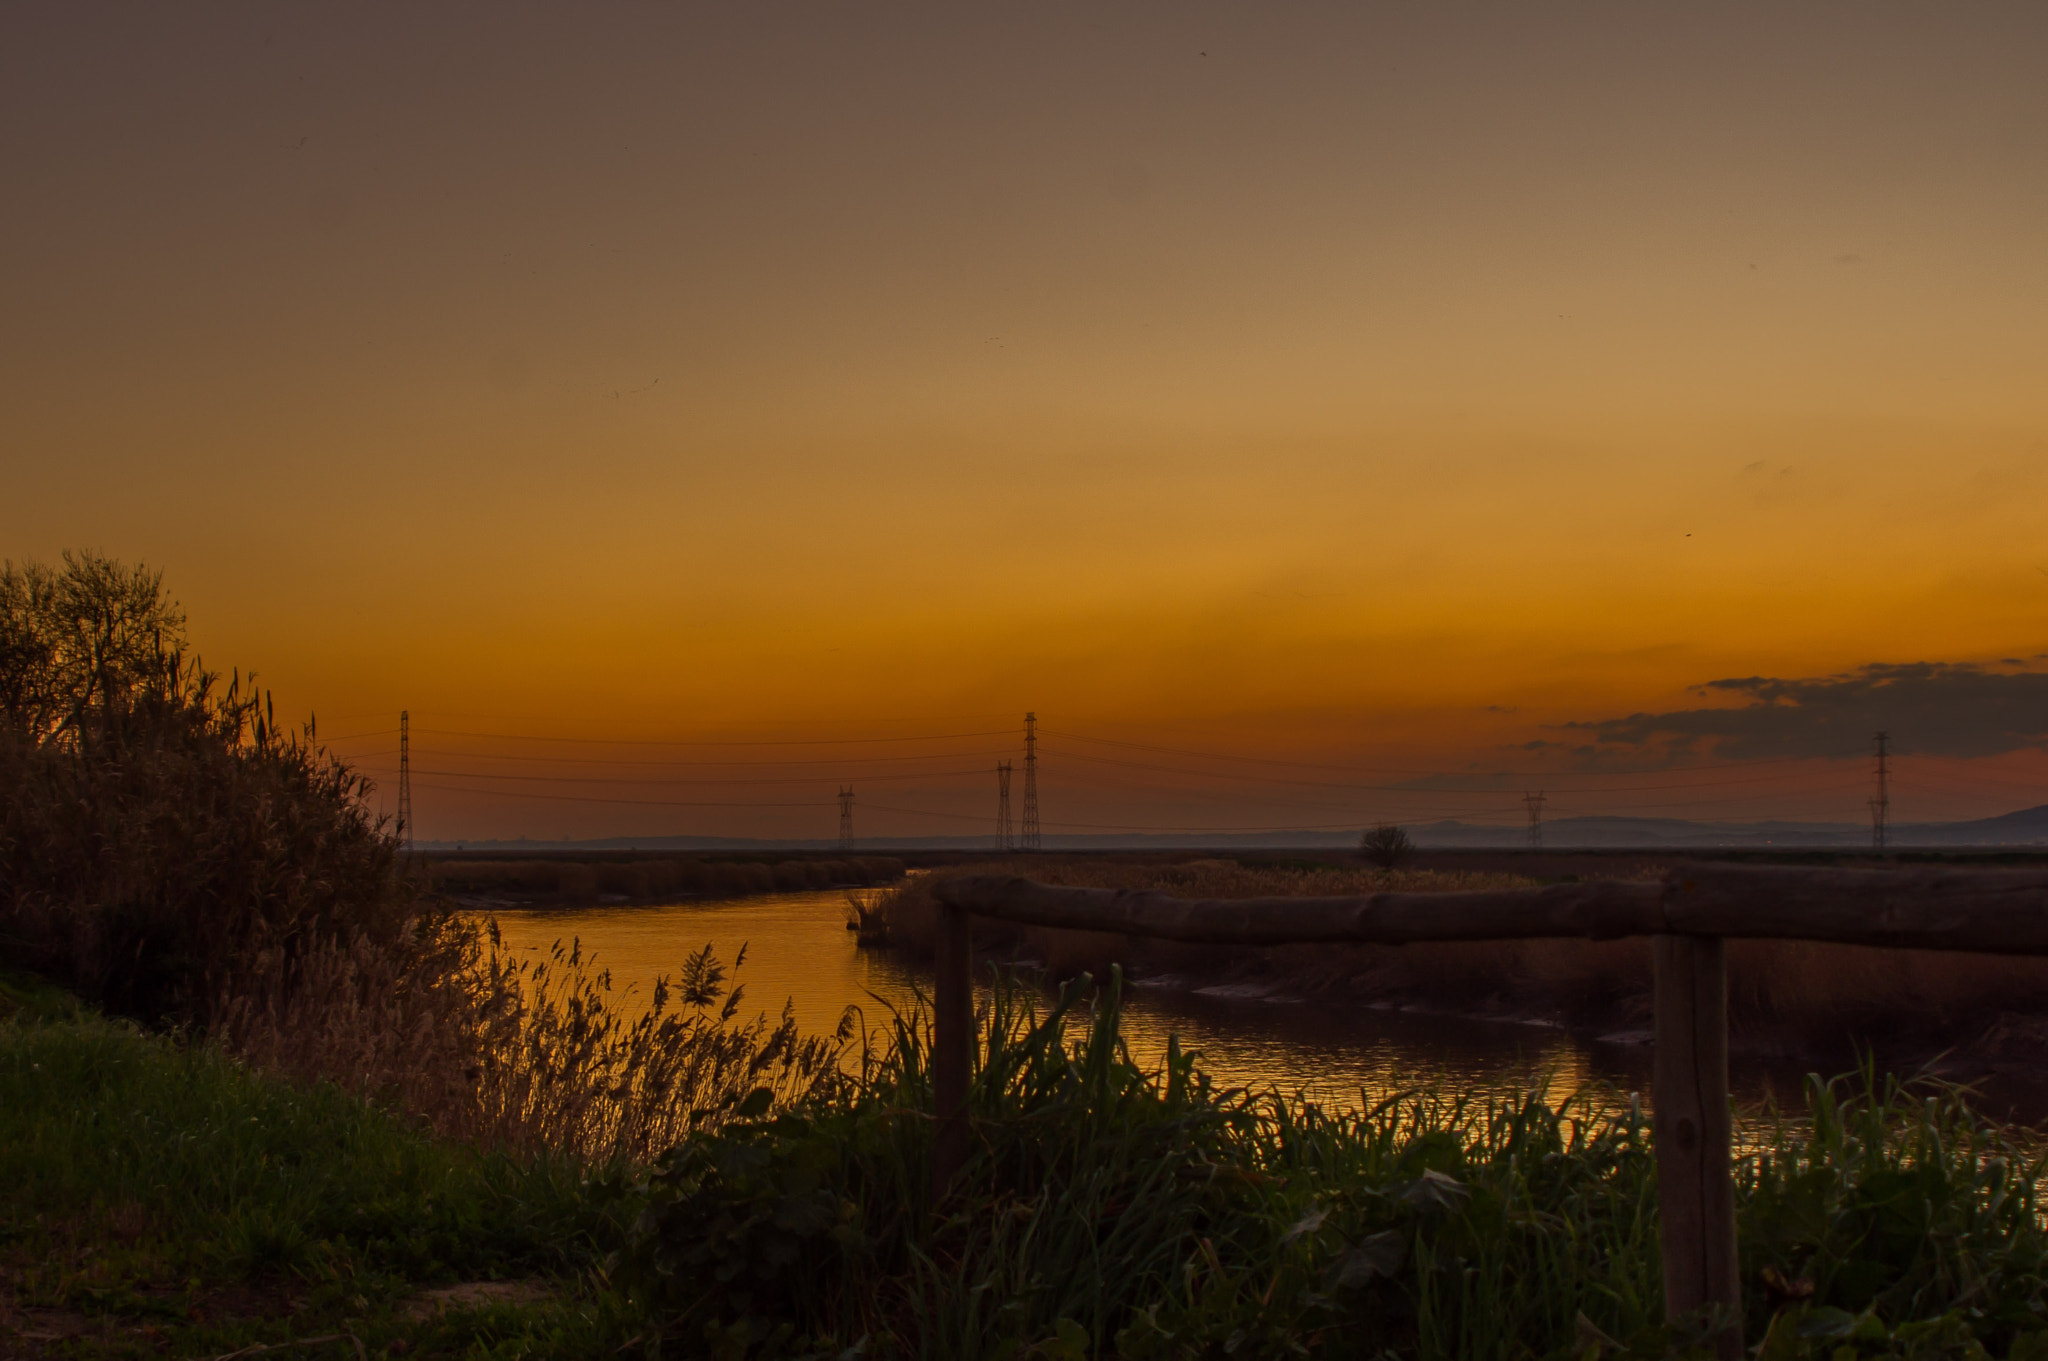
left=426, top=855, right=906, bottom=905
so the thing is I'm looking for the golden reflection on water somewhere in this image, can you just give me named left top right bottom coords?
left=485, top=891, right=1662, bottom=1121
left=482, top=890, right=2013, bottom=1130
left=487, top=890, right=922, bottom=1040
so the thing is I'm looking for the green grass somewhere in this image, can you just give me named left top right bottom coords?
left=0, top=999, right=638, bottom=1358
left=0, top=963, right=79, bottom=1024
left=13, top=963, right=2048, bottom=1359
left=617, top=970, right=2048, bottom=1360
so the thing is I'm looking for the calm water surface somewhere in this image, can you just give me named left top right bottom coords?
left=484, top=889, right=2048, bottom=1128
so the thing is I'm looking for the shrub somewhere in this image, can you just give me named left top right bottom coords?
left=0, top=552, right=417, bottom=1028
left=1361, top=822, right=1416, bottom=869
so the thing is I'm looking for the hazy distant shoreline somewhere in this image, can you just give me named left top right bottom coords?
left=417, top=800, right=2048, bottom=855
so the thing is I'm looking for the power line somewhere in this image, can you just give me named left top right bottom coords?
left=857, top=801, right=1502, bottom=835
left=1907, top=765, right=2048, bottom=793
left=399, top=766, right=1863, bottom=820
left=409, top=780, right=829, bottom=808
left=862, top=801, right=1003, bottom=824
left=362, top=713, right=2026, bottom=838
left=388, top=746, right=1011, bottom=769
left=1537, top=787, right=1871, bottom=815
left=411, top=725, right=1014, bottom=747
left=1044, top=728, right=1842, bottom=777
left=314, top=729, right=398, bottom=744
left=400, top=787, right=1523, bottom=833
left=393, top=764, right=1866, bottom=823
left=1044, top=745, right=1838, bottom=796
left=402, top=708, right=1021, bottom=726
left=379, top=736, right=1830, bottom=791
left=404, top=766, right=992, bottom=787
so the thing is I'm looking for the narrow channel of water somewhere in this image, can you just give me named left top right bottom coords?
left=483, top=890, right=2048, bottom=1128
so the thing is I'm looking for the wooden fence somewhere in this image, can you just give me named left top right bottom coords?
left=930, top=863, right=2048, bottom=1359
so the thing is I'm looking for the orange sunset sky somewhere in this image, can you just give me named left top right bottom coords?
left=6, top=4, right=2047, bottom=841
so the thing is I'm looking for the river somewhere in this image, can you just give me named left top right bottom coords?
left=483, top=888, right=2048, bottom=1127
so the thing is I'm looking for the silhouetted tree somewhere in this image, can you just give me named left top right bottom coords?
left=1359, top=823, right=1415, bottom=869
left=0, top=550, right=185, bottom=744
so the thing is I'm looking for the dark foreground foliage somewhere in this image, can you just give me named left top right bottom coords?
left=0, top=554, right=846, bottom=1163
left=10, top=958, right=2048, bottom=1359
left=0, top=551, right=421, bottom=1029
left=615, top=971, right=2048, bottom=1360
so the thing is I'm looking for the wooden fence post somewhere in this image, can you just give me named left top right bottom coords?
left=1653, top=934, right=1740, bottom=1358
left=931, top=901, right=973, bottom=1203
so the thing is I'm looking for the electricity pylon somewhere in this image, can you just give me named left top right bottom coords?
left=1523, top=791, right=1546, bottom=850
left=397, top=710, right=412, bottom=852
left=1021, top=713, right=1041, bottom=851
left=996, top=761, right=1013, bottom=851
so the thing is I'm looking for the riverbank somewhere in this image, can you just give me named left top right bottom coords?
left=425, top=852, right=905, bottom=909
left=15, top=960, right=2048, bottom=1357
left=872, top=857, right=2048, bottom=1090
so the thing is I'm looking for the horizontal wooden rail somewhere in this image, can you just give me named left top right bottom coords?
left=928, top=864, right=2048, bottom=1359
left=934, top=863, right=2048, bottom=953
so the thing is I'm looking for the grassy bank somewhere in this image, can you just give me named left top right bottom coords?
left=14, top=960, right=2048, bottom=1358
left=872, top=857, right=2048, bottom=1070
left=615, top=967, right=2048, bottom=1359
left=0, top=969, right=641, bottom=1358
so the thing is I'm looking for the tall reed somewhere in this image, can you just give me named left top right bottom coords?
left=221, top=920, right=852, bottom=1163
left=616, top=973, right=2048, bottom=1359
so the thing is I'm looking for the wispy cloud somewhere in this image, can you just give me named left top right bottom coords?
left=1564, top=661, right=2048, bottom=761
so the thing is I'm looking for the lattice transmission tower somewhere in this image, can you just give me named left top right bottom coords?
left=838, top=786, right=855, bottom=852
left=397, top=710, right=413, bottom=853
left=1020, top=713, right=1041, bottom=851
left=1523, top=791, right=1546, bottom=850
left=996, top=761, right=1013, bottom=851
left=1870, top=731, right=1890, bottom=852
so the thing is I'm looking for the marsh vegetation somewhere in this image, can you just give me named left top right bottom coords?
left=13, top=959, right=2048, bottom=1359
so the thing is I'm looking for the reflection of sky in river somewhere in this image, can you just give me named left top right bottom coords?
left=485, top=891, right=2048, bottom=1129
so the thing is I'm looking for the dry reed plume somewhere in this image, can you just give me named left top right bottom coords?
left=220, top=921, right=850, bottom=1162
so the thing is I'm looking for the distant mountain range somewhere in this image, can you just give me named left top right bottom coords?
left=419, top=803, right=2048, bottom=853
